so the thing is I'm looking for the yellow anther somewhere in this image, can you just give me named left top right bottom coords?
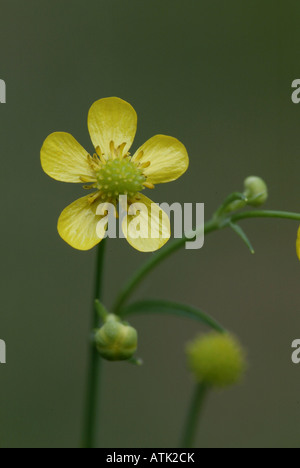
left=87, top=154, right=100, bottom=171
left=140, top=161, right=151, bottom=169
left=93, top=153, right=103, bottom=165
left=134, top=151, right=144, bottom=162
left=95, top=146, right=103, bottom=157
left=110, top=140, right=117, bottom=159
left=99, top=153, right=107, bottom=164
left=88, top=192, right=101, bottom=204
left=80, top=175, right=97, bottom=183
left=117, top=142, right=127, bottom=158
left=143, top=182, right=155, bottom=189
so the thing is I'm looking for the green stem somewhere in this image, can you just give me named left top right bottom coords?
left=231, top=210, right=300, bottom=223
left=180, top=383, right=209, bottom=448
left=213, top=192, right=247, bottom=218
left=82, top=240, right=106, bottom=449
left=120, top=300, right=225, bottom=333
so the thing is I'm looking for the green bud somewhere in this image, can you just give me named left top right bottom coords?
left=186, top=332, right=246, bottom=388
left=244, top=176, right=268, bottom=207
left=95, top=314, right=138, bottom=361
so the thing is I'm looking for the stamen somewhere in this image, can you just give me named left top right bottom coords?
left=97, top=152, right=107, bottom=164
left=117, top=142, right=127, bottom=158
left=88, top=191, right=101, bottom=204
left=110, top=140, right=117, bottom=160
left=80, top=175, right=97, bottom=183
left=101, top=155, right=107, bottom=164
left=87, top=154, right=101, bottom=171
left=95, top=146, right=103, bottom=157
left=92, top=153, right=103, bottom=167
left=134, top=151, right=144, bottom=162
left=140, top=161, right=151, bottom=169
left=143, top=182, right=155, bottom=189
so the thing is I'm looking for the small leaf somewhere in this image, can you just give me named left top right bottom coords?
left=214, top=192, right=247, bottom=217
left=229, top=222, right=255, bottom=254
left=94, top=299, right=109, bottom=321
left=120, top=300, right=225, bottom=333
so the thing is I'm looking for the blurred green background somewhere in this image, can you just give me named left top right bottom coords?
left=0, top=0, right=300, bottom=448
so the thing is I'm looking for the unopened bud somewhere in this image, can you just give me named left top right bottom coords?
left=95, top=314, right=138, bottom=361
left=244, top=176, right=268, bottom=207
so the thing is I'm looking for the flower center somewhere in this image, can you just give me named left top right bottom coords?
left=96, top=158, right=146, bottom=200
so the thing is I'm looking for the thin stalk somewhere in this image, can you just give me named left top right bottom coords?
left=120, top=300, right=225, bottom=333
left=231, top=210, right=300, bottom=223
left=82, top=240, right=106, bottom=449
left=180, top=383, right=209, bottom=448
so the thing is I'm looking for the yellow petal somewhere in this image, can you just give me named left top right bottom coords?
left=88, top=97, right=137, bottom=158
left=297, top=227, right=300, bottom=260
left=122, top=193, right=171, bottom=252
left=58, top=193, right=107, bottom=251
left=132, top=135, right=189, bottom=184
left=41, top=132, right=95, bottom=183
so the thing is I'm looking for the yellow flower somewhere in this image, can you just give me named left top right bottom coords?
left=41, top=97, right=189, bottom=252
left=297, top=227, right=300, bottom=260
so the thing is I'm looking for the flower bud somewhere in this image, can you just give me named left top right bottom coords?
left=186, top=332, right=246, bottom=388
left=95, top=314, right=138, bottom=361
left=244, top=176, right=268, bottom=207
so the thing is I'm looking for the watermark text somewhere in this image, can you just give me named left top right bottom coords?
left=0, top=79, right=6, bottom=103
left=291, top=339, right=300, bottom=364
left=0, top=339, right=6, bottom=364
left=96, top=196, right=204, bottom=250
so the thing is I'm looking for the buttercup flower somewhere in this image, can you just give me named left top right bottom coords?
left=41, top=97, right=189, bottom=252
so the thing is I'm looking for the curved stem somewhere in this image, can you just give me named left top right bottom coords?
left=82, top=240, right=106, bottom=449
left=231, top=210, right=300, bottom=223
left=120, top=300, right=225, bottom=333
left=113, top=218, right=219, bottom=314
left=180, top=383, right=209, bottom=448
left=213, top=192, right=246, bottom=218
